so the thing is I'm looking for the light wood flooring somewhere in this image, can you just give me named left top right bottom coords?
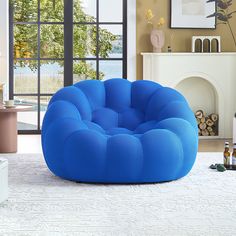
left=198, top=139, right=232, bottom=152
left=17, top=135, right=231, bottom=154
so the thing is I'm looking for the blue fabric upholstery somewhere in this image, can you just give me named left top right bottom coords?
left=42, top=79, right=198, bottom=183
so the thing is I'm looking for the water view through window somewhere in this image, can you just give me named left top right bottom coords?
left=10, top=0, right=127, bottom=133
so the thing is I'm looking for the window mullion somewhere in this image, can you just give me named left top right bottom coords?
left=9, top=3, right=14, bottom=99
left=123, top=0, right=128, bottom=79
left=96, top=0, right=99, bottom=80
left=37, top=0, right=41, bottom=131
left=64, top=0, right=73, bottom=86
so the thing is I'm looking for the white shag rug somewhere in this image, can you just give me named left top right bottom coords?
left=0, top=153, right=236, bottom=236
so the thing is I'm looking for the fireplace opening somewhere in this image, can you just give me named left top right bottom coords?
left=175, top=77, right=219, bottom=137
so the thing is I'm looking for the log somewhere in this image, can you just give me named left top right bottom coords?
left=206, top=118, right=214, bottom=127
left=210, top=113, right=218, bottom=122
left=207, top=126, right=213, bottom=133
left=199, top=122, right=207, bottom=130
left=202, top=129, right=209, bottom=136
left=200, top=117, right=206, bottom=123
left=210, top=131, right=216, bottom=136
left=195, top=110, right=204, bottom=119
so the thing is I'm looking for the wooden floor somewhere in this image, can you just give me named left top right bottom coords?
left=198, top=139, right=232, bottom=152
left=17, top=135, right=232, bottom=153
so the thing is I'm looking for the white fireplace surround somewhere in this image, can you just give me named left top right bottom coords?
left=141, top=52, right=236, bottom=139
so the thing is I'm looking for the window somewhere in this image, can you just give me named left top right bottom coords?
left=9, top=0, right=127, bottom=133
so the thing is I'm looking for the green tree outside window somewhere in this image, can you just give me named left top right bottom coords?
left=12, top=0, right=118, bottom=80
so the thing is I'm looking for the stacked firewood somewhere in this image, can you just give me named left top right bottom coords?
left=195, top=110, right=218, bottom=136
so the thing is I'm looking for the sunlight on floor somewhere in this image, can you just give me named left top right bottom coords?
left=18, top=135, right=42, bottom=154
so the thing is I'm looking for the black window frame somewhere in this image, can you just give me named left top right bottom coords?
left=9, top=0, right=128, bottom=134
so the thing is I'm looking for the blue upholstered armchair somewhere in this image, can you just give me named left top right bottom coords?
left=42, top=79, right=198, bottom=183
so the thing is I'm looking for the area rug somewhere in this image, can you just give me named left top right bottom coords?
left=0, top=153, right=236, bottom=236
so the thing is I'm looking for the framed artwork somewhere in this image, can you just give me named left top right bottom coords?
left=170, top=0, right=216, bottom=29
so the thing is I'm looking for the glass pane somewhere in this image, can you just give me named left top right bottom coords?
left=40, top=25, right=64, bottom=58
left=40, top=0, right=64, bottom=22
left=99, top=25, right=122, bottom=58
left=14, top=25, right=38, bottom=58
left=73, top=60, right=96, bottom=83
left=99, top=60, right=122, bottom=80
left=14, top=96, right=38, bottom=130
left=73, top=25, right=97, bottom=58
left=40, top=96, right=52, bottom=128
left=99, top=0, right=122, bottom=22
left=40, top=61, right=64, bottom=94
left=14, top=61, right=38, bottom=94
left=13, top=0, right=38, bottom=22
left=74, top=0, right=96, bottom=22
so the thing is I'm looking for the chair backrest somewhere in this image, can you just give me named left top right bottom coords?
left=47, top=78, right=192, bottom=131
left=73, top=79, right=162, bottom=130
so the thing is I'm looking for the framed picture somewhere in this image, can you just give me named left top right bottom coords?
left=170, top=0, right=216, bottom=29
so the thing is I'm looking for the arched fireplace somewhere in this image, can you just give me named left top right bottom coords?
left=141, top=52, right=236, bottom=139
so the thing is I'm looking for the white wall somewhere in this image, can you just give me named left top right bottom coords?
left=0, top=0, right=9, bottom=96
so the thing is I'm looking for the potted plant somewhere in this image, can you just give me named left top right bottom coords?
left=207, top=0, right=236, bottom=48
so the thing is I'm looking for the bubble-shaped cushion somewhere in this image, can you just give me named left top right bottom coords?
left=42, top=79, right=198, bottom=183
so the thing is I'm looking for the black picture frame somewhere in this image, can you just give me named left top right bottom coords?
left=170, top=0, right=216, bottom=29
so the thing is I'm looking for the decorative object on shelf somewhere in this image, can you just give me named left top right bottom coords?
left=195, top=110, right=218, bottom=136
left=145, top=9, right=165, bottom=53
left=171, top=0, right=216, bottom=29
left=4, top=100, right=15, bottom=108
left=167, top=33, right=174, bottom=52
left=0, top=159, right=8, bottom=204
left=192, top=36, right=221, bottom=53
left=150, top=30, right=165, bottom=53
left=207, top=0, right=236, bottom=48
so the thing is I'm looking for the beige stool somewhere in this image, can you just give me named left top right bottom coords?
left=0, top=105, right=32, bottom=153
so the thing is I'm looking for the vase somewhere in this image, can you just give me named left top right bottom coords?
left=150, top=29, right=165, bottom=53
